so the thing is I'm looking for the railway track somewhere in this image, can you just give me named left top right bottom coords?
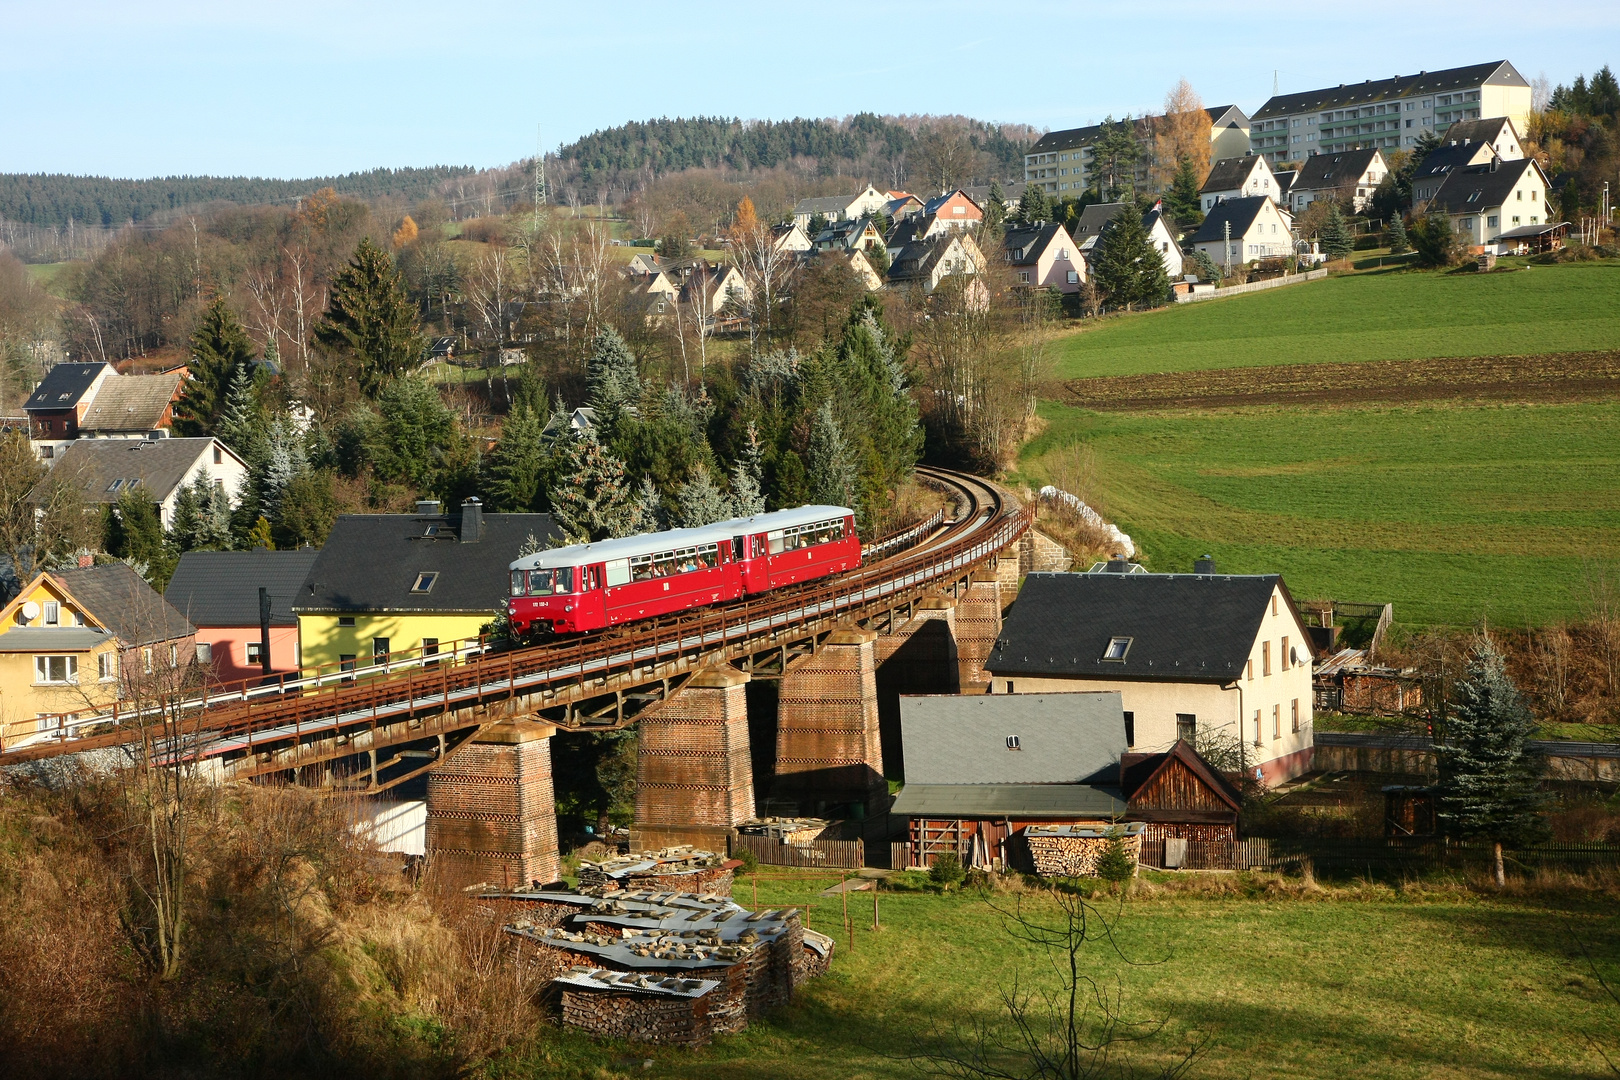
left=0, top=468, right=1027, bottom=785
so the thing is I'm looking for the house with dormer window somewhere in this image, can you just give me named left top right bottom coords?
left=1423, top=155, right=1551, bottom=253
left=1199, top=155, right=1278, bottom=212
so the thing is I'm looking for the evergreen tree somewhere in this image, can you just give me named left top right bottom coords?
left=1559, top=177, right=1582, bottom=225
left=730, top=421, right=766, bottom=517
left=274, top=470, right=338, bottom=550
left=586, top=325, right=641, bottom=438
left=104, top=486, right=174, bottom=587
left=168, top=479, right=202, bottom=553
left=483, top=405, right=548, bottom=512
left=1016, top=183, right=1051, bottom=224
left=361, top=376, right=461, bottom=488
left=1410, top=212, right=1457, bottom=268
left=1091, top=116, right=1142, bottom=199
left=676, top=463, right=732, bottom=528
left=1320, top=205, right=1355, bottom=260
left=866, top=241, right=890, bottom=278
left=1387, top=213, right=1410, bottom=255
left=194, top=475, right=233, bottom=550
left=1437, top=636, right=1547, bottom=886
left=257, top=417, right=306, bottom=523
left=1165, top=156, right=1204, bottom=227
left=805, top=402, right=856, bottom=510
left=1092, top=204, right=1168, bottom=310
left=983, top=180, right=1008, bottom=231
left=175, top=298, right=256, bottom=436
left=549, top=431, right=636, bottom=542
left=313, top=237, right=425, bottom=397
left=215, top=361, right=265, bottom=463
left=806, top=212, right=830, bottom=238
left=631, top=475, right=663, bottom=534
left=1184, top=248, right=1220, bottom=284
left=771, top=450, right=810, bottom=509
left=658, top=230, right=689, bottom=260
left=246, top=516, right=274, bottom=550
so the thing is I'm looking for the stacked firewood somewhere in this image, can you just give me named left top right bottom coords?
left=1025, top=832, right=1141, bottom=878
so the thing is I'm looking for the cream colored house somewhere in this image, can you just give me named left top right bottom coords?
left=985, top=564, right=1315, bottom=785
left=1187, top=196, right=1295, bottom=269
left=1425, top=156, right=1552, bottom=253
left=792, top=185, right=889, bottom=227
left=1200, top=155, right=1278, bottom=212
left=886, top=232, right=985, bottom=295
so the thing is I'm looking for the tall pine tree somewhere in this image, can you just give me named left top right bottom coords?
left=1387, top=212, right=1410, bottom=255
left=1165, top=156, right=1204, bottom=228
left=730, top=421, right=766, bottom=517
left=484, top=405, right=548, bottom=512
left=314, top=237, right=424, bottom=397
left=806, top=402, right=857, bottom=511
left=1320, top=205, right=1355, bottom=260
left=1437, top=635, right=1546, bottom=886
left=1016, top=184, right=1051, bottom=224
left=586, top=325, right=642, bottom=438
left=1092, top=204, right=1169, bottom=310
left=215, top=361, right=264, bottom=463
left=676, top=463, right=732, bottom=527
left=549, top=431, right=636, bottom=542
left=176, top=298, right=257, bottom=437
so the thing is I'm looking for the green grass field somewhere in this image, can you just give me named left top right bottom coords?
left=1016, top=399, right=1620, bottom=627
left=23, top=261, right=73, bottom=299
left=532, top=873, right=1619, bottom=1080
left=1050, top=262, right=1620, bottom=381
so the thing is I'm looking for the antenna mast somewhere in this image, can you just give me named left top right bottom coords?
left=532, top=124, right=547, bottom=232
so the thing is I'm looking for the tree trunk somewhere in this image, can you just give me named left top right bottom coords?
left=1493, top=840, right=1505, bottom=888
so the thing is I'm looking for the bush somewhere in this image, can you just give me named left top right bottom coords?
left=733, top=847, right=759, bottom=874
left=1096, top=829, right=1135, bottom=883
left=1410, top=213, right=1460, bottom=268
left=928, top=851, right=965, bottom=890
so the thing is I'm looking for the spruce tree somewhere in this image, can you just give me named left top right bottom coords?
left=730, top=421, right=767, bottom=517
left=484, top=405, right=548, bottom=512
left=1387, top=213, right=1410, bottom=255
left=631, top=475, right=664, bottom=534
left=176, top=298, right=256, bottom=436
left=313, top=237, right=424, bottom=397
left=549, top=431, right=636, bottom=542
left=1016, top=184, right=1051, bottom=224
left=257, top=418, right=306, bottom=523
left=806, top=402, right=856, bottom=510
left=1410, top=212, right=1457, bottom=268
left=1166, top=156, right=1204, bottom=227
left=215, top=362, right=265, bottom=464
left=586, top=325, right=642, bottom=438
left=1092, top=204, right=1168, bottom=310
left=168, top=479, right=202, bottom=553
left=1321, top=205, right=1355, bottom=260
left=1437, top=636, right=1546, bottom=886
left=676, top=463, right=732, bottom=528
left=983, top=181, right=1008, bottom=231
left=194, top=475, right=234, bottom=550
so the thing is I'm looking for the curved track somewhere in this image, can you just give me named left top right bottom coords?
left=0, top=468, right=1027, bottom=780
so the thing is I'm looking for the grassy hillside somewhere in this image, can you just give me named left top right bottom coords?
left=1017, top=399, right=1620, bottom=627
left=615, top=873, right=1620, bottom=1080
left=1050, top=263, right=1620, bottom=381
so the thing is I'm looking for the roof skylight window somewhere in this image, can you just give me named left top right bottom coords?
left=1102, top=636, right=1133, bottom=662
left=411, top=572, right=438, bottom=593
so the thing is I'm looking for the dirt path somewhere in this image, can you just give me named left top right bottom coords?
left=1053, top=350, right=1620, bottom=411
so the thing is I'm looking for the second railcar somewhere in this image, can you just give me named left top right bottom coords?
left=508, top=505, right=858, bottom=634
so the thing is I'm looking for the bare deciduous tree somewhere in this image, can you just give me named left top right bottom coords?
left=1152, top=80, right=1212, bottom=190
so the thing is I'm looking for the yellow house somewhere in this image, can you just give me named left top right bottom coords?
left=0, top=562, right=196, bottom=746
left=294, top=499, right=558, bottom=676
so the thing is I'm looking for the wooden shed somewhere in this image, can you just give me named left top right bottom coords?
left=1119, top=740, right=1243, bottom=843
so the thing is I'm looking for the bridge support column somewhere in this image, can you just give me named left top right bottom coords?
left=955, top=570, right=1004, bottom=691
left=632, top=666, right=755, bottom=852
left=775, top=628, right=885, bottom=813
left=426, top=720, right=558, bottom=891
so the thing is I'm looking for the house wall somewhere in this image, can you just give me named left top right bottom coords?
left=196, top=624, right=302, bottom=685
left=1211, top=122, right=1252, bottom=162
left=298, top=611, right=493, bottom=673
left=1481, top=83, right=1533, bottom=137
left=989, top=582, right=1314, bottom=783
left=1193, top=202, right=1294, bottom=266
left=0, top=643, right=122, bottom=743
left=153, top=442, right=249, bottom=529
left=1148, top=219, right=1183, bottom=279
left=1448, top=165, right=1549, bottom=251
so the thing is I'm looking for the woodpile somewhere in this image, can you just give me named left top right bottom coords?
left=1025, top=824, right=1144, bottom=878
left=577, top=845, right=735, bottom=896
left=735, top=817, right=835, bottom=845
left=556, top=967, right=721, bottom=1046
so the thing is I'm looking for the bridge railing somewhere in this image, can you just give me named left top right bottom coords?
left=2, top=498, right=1030, bottom=761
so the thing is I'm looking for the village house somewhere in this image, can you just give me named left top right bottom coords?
left=165, top=548, right=321, bottom=686
left=34, top=436, right=249, bottom=529
left=886, top=232, right=986, bottom=296
left=883, top=193, right=924, bottom=221
left=0, top=562, right=195, bottom=746
left=1025, top=106, right=1251, bottom=196
left=843, top=249, right=884, bottom=291
left=293, top=499, right=558, bottom=675
left=811, top=216, right=886, bottom=254
left=985, top=563, right=1316, bottom=785
left=920, top=189, right=983, bottom=229
left=1072, top=201, right=1183, bottom=281
left=1247, top=59, right=1532, bottom=164
left=1186, top=196, right=1296, bottom=269
left=24, top=362, right=116, bottom=460
left=883, top=213, right=950, bottom=252
left=1199, top=154, right=1278, bottom=212
left=677, top=263, right=749, bottom=319
left=1422, top=155, right=1554, bottom=254
left=1409, top=116, right=1526, bottom=206
left=890, top=691, right=1244, bottom=872
left=1288, top=148, right=1388, bottom=213
left=791, top=185, right=888, bottom=228
left=769, top=222, right=813, bottom=254
left=1001, top=221, right=1085, bottom=291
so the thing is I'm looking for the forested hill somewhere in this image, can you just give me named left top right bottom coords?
left=0, top=165, right=476, bottom=227
left=559, top=113, right=1035, bottom=189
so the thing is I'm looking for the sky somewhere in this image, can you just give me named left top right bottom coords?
left=3, top=0, right=1617, bottom=179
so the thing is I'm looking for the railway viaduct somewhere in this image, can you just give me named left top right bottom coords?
left=0, top=470, right=1035, bottom=887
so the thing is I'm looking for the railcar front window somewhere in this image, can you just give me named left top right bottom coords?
left=511, top=571, right=526, bottom=597
left=555, top=567, right=574, bottom=593
left=527, top=570, right=555, bottom=596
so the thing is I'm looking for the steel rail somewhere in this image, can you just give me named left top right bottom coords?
left=0, top=468, right=1024, bottom=768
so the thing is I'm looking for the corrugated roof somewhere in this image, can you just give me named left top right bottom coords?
left=24, top=363, right=109, bottom=412
left=79, top=373, right=182, bottom=432
left=295, top=510, right=560, bottom=614
left=166, top=549, right=321, bottom=628
left=889, top=783, right=1126, bottom=817
left=989, top=571, right=1284, bottom=681
left=899, top=692, right=1126, bottom=786
left=54, top=563, right=194, bottom=646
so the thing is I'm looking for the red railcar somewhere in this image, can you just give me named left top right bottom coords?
left=507, top=505, right=859, bottom=634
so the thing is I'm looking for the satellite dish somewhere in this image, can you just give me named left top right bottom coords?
left=1291, top=647, right=1301, bottom=667
left=21, top=601, right=39, bottom=621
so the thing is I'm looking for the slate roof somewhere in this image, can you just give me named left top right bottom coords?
left=1200, top=155, right=1265, bottom=194
left=24, top=363, right=110, bottom=412
left=793, top=194, right=856, bottom=216
left=888, top=234, right=980, bottom=284
left=988, top=571, right=1286, bottom=682
left=961, top=181, right=1026, bottom=207
left=889, top=783, right=1126, bottom=818
left=883, top=214, right=935, bottom=249
left=1294, top=148, right=1382, bottom=191
left=900, top=692, right=1127, bottom=786
left=1428, top=157, right=1545, bottom=215
left=1187, top=196, right=1274, bottom=244
left=79, top=373, right=183, bottom=432
left=1251, top=60, right=1526, bottom=120
left=1413, top=140, right=1497, bottom=180
left=1072, top=201, right=1127, bottom=238
left=294, top=509, right=560, bottom=614
left=1001, top=222, right=1067, bottom=265
left=1438, top=116, right=1520, bottom=152
left=166, top=549, right=322, bottom=628
left=32, top=438, right=234, bottom=506
left=54, top=563, right=195, bottom=646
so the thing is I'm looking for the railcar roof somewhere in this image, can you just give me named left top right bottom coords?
left=511, top=505, right=853, bottom=570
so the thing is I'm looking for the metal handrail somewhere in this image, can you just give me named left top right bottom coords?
left=1, top=475, right=1026, bottom=764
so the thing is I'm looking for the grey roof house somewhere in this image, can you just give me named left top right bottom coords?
left=34, top=436, right=249, bottom=530
left=166, top=549, right=322, bottom=630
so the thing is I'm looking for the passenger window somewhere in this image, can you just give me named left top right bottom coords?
left=768, top=531, right=785, bottom=555
left=555, top=566, right=574, bottom=593
left=631, top=555, right=655, bottom=582
left=605, top=560, right=630, bottom=587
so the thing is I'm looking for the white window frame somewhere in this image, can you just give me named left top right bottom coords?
left=34, top=654, right=78, bottom=685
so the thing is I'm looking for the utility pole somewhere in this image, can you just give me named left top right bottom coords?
left=532, top=124, right=547, bottom=235
left=1223, top=219, right=1233, bottom=279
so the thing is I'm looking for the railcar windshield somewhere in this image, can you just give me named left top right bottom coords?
left=512, top=567, right=576, bottom=597
left=765, top=517, right=846, bottom=554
